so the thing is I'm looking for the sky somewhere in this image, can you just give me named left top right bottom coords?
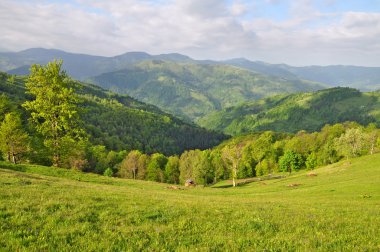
left=1, top=0, right=380, bottom=66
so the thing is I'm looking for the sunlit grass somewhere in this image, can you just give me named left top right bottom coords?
left=1, top=154, right=379, bottom=250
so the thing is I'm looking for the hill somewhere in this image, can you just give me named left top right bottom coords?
left=198, top=87, right=380, bottom=135
left=90, top=61, right=325, bottom=121
left=0, top=72, right=226, bottom=155
left=0, top=48, right=194, bottom=80
left=1, top=152, right=379, bottom=250
left=225, top=58, right=380, bottom=91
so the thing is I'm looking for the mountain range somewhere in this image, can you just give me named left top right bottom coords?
left=1, top=48, right=380, bottom=124
left=2, top=48, right=380, bottom=91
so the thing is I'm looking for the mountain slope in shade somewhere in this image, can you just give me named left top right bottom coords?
left=198, top=87, right=380, bottom=135
left=0, top=71, right=227, bottom=155
left=90, top=60, right=326, bottom=121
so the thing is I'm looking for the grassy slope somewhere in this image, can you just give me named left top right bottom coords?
left=1, top=154, right=380, bottom=250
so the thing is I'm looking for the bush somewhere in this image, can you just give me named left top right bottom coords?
left=103, top=168, right=113, bottom=177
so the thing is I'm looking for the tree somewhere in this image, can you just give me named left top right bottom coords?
left=335, top=127, right=366, bottom=158
left=23, top=60, right=84, bottom=167
left=136, top=154, right=149, bottom=180
left=146, top=153, right=167, bottom=182
left=365, top=123, right=379, bottom=155
left=179, top=150, right=196, bottom=184
left=165, top=155, right=180, bottom=184
left=222, top=143, right=244, bottom=187
left=210, top=150, right=228, bottom=183
left=279, top=150, right=303, bottom=174
left=87, top=145, right=108, bottom=174
left=192, top=150, right=214, bottom=186
left=0, top=113, right=29, bottom=164
left=0, top=94, right=11, bottom=121
left=119, top=150, right=142, bottom=179
left=305, top=152, right=318, bottom=170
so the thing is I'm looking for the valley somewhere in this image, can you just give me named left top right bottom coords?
left=1, top=50, right=380, bottom=251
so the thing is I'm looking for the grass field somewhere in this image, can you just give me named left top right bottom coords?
left=1, top=154, right=380, bottom=251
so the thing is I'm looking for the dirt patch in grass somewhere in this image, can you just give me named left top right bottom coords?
left=287, top=183, right=302, bottom=187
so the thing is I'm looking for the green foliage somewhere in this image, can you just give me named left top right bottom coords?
left=199, top=87, right=380, bottom=135
left=164, top=156, right=180, bottom=184
left=192, top=150, right=214, bottom=186
left=91, top=61, right=324, bottom=121
left=23, top=61, right=85, bottom=166
left=335, top=127, right=367, bottom=158
left=119, top=150, right=142, bottom=179
left=1, top=152, right=380, bottom=250
left=279, top=151, right=303, bottom=174
left=103, top=167, right=113, bottom=177
left=146, top=153, right=167, bottom=182
left=0, top=70, right=226, bottom=157
left=0, top=113, right=29, bottom=163
left=305, top=152, right=318, bottom=170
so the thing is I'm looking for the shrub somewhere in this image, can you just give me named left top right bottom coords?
left=103, top=168, right=113, bottom=177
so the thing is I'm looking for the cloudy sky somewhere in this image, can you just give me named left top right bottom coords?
left=1, top=0, right=380, bottom=66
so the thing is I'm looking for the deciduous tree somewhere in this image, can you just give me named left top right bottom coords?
left=0, top=113, right=29, bottom=164
left=23, top=60, right=85, bottom=167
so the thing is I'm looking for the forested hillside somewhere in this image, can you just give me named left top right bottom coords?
left=0, top=71, right=226, bottom=159
left=90, top=61, right=324, bottom=121
left=199, top=87, right=380, bottom=135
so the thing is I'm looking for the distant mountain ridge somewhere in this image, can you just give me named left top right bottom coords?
left=0, top=48, right=196, bottom=80
left=1, top=48, right=380, bottom=91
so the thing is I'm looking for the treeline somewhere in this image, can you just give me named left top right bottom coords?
left=114, top=122, right=379, bottom=186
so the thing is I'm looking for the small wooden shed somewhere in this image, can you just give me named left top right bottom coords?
left=185, top=179, right=196, bottom=187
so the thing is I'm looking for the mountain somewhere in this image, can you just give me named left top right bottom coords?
left=283, top=65, right=380, bottom=91
left=198, top=87, right=380, bottom=135
left=0, top=72, right=226, bottom=155
left=89, top=60, right=325, bottom=121
left=224, top=58, right=298, bottom=79
left=0, top=48, right=195, bottom=80
left=2, top=48, right=380, bottom=91
left=225, top=58, right=380, bottom=91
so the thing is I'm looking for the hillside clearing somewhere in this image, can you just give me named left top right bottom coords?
left=1, top=154, right=380, bottom=251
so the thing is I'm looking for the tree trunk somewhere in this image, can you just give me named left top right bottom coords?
left=7, top=151, right=10, bottom=162
left=11, top=143, right=16, bottom=164
left=232, top=165, right=237, bottom=187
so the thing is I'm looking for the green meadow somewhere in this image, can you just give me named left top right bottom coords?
left=1, top=153, right=380, bottom=251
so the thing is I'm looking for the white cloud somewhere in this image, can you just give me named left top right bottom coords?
left=0, top=0, right=379, bottom=66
